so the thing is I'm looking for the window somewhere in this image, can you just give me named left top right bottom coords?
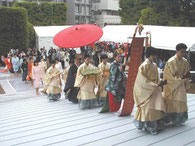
left=107, top=10, right=118, bottom=16
left=93, top=0, right=100, bottom=3
left=2, top=1, right=7, bottom=6
left=94, top=10, right=102, bottom=15
left=86, top=17, right=90, bottom=23
left=85, top=0, right=89, bottom=4
left=84, top=6, right=86, bottom=14
left=75, top=5, right=80, bottom=13
left=75, top=17, right=79, bottom=24
left=80, top=6, right=82, bottom=13
left=81, top=16, right=86, bottom=23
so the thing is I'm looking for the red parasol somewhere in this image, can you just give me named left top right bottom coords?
left=53, top=24, right=103, bottom=48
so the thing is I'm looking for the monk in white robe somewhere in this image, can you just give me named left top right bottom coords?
left=134, top=48, right=166, bottom=135
left=163, top=43, right=190, bottom=125
left=74, top=54, right=99, bottom=109
left=44, top=61, right=62, bottom=101
left=97, top=54, right=110, bottom=106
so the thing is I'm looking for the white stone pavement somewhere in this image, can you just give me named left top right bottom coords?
left=0, top=72, right=195, bottom=146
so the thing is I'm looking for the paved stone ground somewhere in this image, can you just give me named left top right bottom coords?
left=0, top=72, right=195, bottom=146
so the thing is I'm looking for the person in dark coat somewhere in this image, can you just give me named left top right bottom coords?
left=93, top=51, right=101, bottom=67
left=21, top=59, right=28, bottom=81
left=69, top=49, right=77, bottom=61
left=48, top=47, right=54, bottom=64
left=64, top=57, right=80, bottom=103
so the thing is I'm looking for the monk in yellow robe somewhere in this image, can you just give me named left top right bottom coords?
left=134, top=47, right=166, bottom=135
left=163, top=43, right=190, bottom=126
left=74, top=54, right=99, bottom=109
left=44, top=60, right=62, bottom=101
left=97, top=54, right=110, bottom=106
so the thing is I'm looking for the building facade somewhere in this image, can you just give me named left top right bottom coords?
left=92, top=0, right=121, bottom=27
left=0, top=0, right=67, bottom=7
left=66, top=0, right=93, bottom=25
left=0, top=0, right=121, bottom=26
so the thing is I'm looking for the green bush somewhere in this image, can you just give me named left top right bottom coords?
left=14, top=2, right=68, bottom=26
left=0, top=7, right=29, bottom=56
left=27, top=22, right=36, bottom=48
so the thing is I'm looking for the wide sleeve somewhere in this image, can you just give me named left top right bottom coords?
left=74, top=66, right=84, bottom=87
left=183, top=61, right=190, bottom=90
left=163, top=61, right=181, bottom=92
left=43, top=68, right=52, bottom=86
left=109, top=64, right=118, bottom=82
left=98, top=64, right=103, bottom=73
left=133, top=64, right=159, bottom=107
left=140, top=64, right=158, bottom=87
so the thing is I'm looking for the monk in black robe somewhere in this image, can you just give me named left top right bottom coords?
left=64, top=58, right=80, bottom=103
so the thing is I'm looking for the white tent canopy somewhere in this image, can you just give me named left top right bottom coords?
left=34, top=25, right=195, bottom=51
left=100, top=25, right=195, bottom=51
left=34, top=26, right=72, bottom=50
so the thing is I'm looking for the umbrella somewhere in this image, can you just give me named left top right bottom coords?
left=53, top=24, right=103, bottom=48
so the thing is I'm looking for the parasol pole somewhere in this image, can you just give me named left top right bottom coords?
left=144, top=31, right=151, bottom=60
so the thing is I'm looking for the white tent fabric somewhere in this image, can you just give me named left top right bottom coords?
left=100, top=25, right=195, bottom=50
left=34, top=26, right=72, bottom=50
left=190, top=44, right=195, bottom=51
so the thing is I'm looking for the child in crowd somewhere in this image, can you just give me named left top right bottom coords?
left=32, top=60, right=43, bottom=95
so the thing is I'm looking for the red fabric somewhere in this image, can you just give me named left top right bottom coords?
left=53, top=24, right=103, bottom=48
left=108, top=91, right=121, bottom=112
left=119, top=38, right=144, bottom=116
left=0, top=58, right=12, bottom=72
left=28, top=63, right=34, bottom=79
left=105, top=43, right=108, bottom=49
left=125, top=48, right=128, bottom=57
left=90, top=42, right=95, bottom=48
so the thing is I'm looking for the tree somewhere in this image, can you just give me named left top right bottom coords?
left=119, top=0, right=195, bottom=26
left=138, top=7, right=159, bottom=25
left=118, top=0, right=150, bottom=24
left=0, top=7, right=29, bottom=56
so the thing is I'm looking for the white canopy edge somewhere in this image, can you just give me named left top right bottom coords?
left=34, top=26, right=72, bottom=37
left=100, top=25, right=195, bottom=51
left=34, top=26, right=72, bottom=49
